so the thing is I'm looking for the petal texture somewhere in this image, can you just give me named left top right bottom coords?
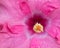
left=30, top=35, right=60, bottom=48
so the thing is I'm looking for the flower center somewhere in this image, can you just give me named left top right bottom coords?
left=26, top=13, right=48, bottom=34
left=33, top=23, right=43, bottom=33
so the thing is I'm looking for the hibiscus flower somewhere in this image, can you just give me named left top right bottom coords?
left=0, top=0, right=60, bottom=48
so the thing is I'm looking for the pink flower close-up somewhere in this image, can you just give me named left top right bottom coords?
left=0, top=0, right=60, bottom=48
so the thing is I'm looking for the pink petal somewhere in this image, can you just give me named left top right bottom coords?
left=48, top=8, right=60, bottom=19
left=7, top=24, right=27, bottom=38
left=40, top=1, right=58, bottom=15
left=30, top=35, right=60, bottom=48
left=27, top=0, right=59, bottom=15
left=15, top=39, right=30, bottom=48
left=46, top=23, right=60, bottom=44
left=0, top=0, right=26, bottom=20
left=46, top=24, right=57, bottom=38
left=0, top=23, right=27, bottom=48
left=19, top=0, right=31, bottom=15
left=8, top=25, right=25, bottom=34
left=0, top=34, right=13, bottom=48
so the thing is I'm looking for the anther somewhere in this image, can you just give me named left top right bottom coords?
left=33, top=23, right=43, bottom=33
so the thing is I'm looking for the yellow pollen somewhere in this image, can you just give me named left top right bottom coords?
left=33, top=23, right=43, bottom=33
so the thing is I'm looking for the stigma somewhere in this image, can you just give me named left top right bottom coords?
left=33, top=23, right=43, bottom=33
